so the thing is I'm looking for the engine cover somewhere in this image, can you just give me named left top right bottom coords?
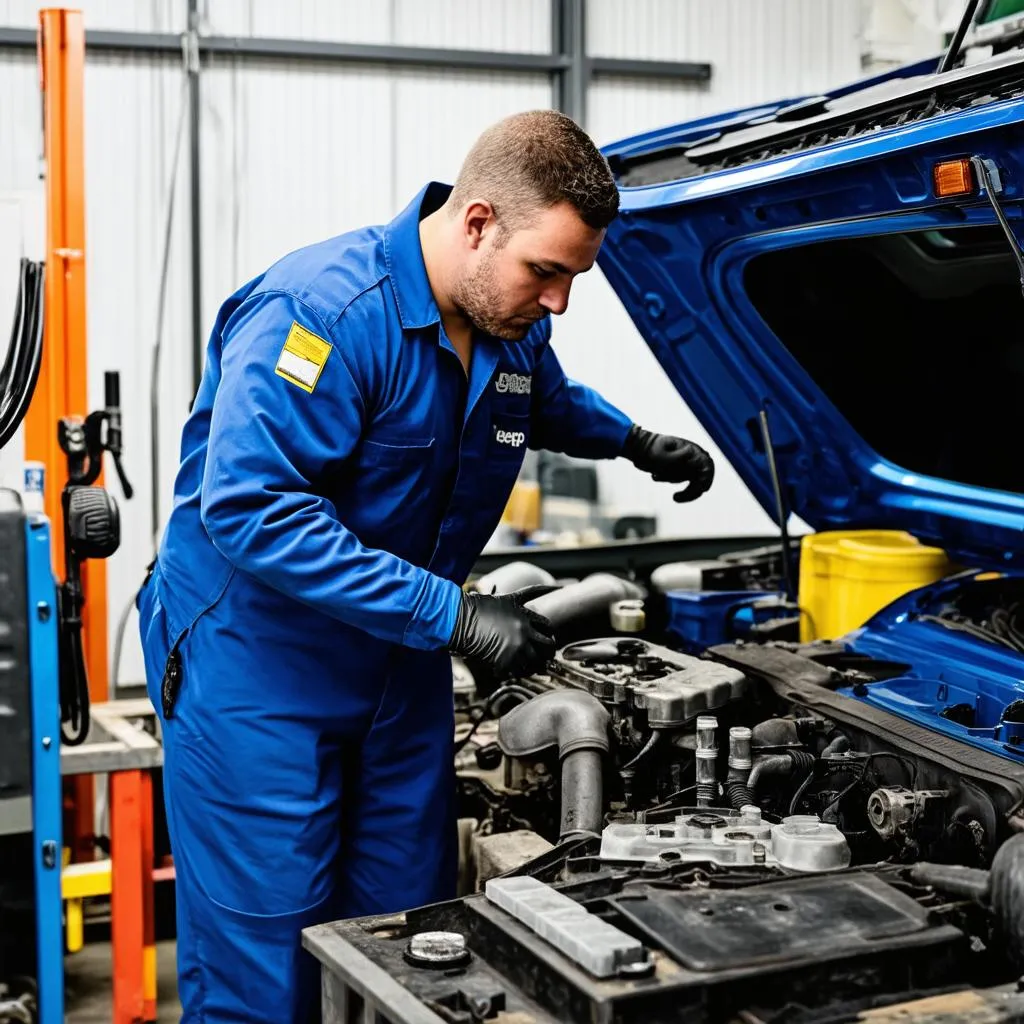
left=600, top=807, right=850, bottom=873
left=552, top=638, right=747, bottom=727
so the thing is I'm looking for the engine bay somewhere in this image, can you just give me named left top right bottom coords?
left=331, top=551, right=1024, bottom=1024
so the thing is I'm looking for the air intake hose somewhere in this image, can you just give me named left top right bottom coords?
left=524, top=573, right=644, bottom=632
left=497, top=689, right=610, bottom=840
left=472, top=560, right=556, bottom=596
left=748, top=749, right=816, bottom=796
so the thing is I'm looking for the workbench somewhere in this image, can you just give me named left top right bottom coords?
left=62, top=699, right=163, bottom=1024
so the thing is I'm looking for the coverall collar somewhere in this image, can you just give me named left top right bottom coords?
left=384, top=182, right=453, bottom=331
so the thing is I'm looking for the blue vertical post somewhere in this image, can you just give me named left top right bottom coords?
left=25, top=514, right=64, bottom=1024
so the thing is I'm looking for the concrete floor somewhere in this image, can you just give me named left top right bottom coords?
left=65, top=939, right=181, bottom=1022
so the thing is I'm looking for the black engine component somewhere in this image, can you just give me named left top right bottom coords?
left=316, top=852, right=987, bottom=1024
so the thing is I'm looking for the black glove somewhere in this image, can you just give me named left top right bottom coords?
left=622, top=424, right=715, bottom=503
left=448, top=585, right=557, bottom=680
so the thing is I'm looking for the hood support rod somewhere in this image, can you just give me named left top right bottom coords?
left=971, top=156, right=1024, bottom=298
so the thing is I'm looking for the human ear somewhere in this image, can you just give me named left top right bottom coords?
left=463, top=200, right=496, bottom=250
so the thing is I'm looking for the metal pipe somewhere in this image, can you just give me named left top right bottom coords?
left=726, top=726, right=754, bottom=809
left=937, top=0, right=983, bottom=74
left=695, top=715, right=718, bottom=807
left=561, top=749, right=604, bottom=838
left=759, top=407, right=796, bottom=601
left=498, top=689, right=610, bottom=840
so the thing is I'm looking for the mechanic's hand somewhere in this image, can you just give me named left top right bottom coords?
left=448, top=585, right=557, bottom=680
left=622, top=424, right=715, bottom=503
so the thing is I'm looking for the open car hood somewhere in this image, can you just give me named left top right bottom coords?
left=598, top=54, right=1024, bottom=569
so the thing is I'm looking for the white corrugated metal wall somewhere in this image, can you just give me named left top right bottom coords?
left=0, top=0, right=870, bottom=686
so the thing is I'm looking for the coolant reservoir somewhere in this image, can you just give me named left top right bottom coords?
left=798, top=530, right=950, bottom=642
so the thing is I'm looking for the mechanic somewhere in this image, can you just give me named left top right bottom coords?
left=138, top=109, right=715, bottom=1023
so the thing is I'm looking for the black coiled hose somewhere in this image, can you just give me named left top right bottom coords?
left=789, top=750, right=816, bottom=772
left=726, top=776, right=755, bottom=810
left=0, top=259, right=45, bottom=452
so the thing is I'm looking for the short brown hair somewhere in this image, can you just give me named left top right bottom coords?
left=449, top=110, right=619, bottom=232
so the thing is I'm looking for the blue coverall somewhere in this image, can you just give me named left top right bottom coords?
left=138, top=182, right=633, bottom=1022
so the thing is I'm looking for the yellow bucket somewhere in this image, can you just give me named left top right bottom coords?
left=798, top=530, right=951, bottom=641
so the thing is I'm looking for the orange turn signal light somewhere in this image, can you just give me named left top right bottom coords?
left=933, top=158, right=975, bottom=198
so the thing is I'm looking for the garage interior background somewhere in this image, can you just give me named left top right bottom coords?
left=0, top=0, right=959, bottom=687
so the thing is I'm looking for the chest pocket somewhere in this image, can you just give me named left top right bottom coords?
left=487, top=411, right=530, bottom=487
left=333, top=435, right=437, bottom=551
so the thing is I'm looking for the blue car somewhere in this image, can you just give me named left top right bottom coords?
left=304, top=11, right=1024, bottom=1023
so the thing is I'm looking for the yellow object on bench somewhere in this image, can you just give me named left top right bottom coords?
left=798, top=530, right=951, bottom=642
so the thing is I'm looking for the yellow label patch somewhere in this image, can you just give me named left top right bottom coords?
left=274, top=321, right=332, bottom=393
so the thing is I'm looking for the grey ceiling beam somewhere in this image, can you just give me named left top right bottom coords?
left=200, top=35, right=569, bottom=72
left=0, top=25, right=569, bottom=73
left=0, top=26, right=182, bottom=54
left=591, top=57, right=712, bottom=82
left=0, top=24, right=710, bottom=86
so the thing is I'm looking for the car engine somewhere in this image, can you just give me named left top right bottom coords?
left=322, top=556, right=1024, bottom=1024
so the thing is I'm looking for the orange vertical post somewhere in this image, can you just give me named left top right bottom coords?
left=111, top=770, right=146, bottom=1024
left=28, top=9, right=108, bottom=698
left=140, top=771, right=158, bottom=1022
left=30, top=8, right=108, bottom=862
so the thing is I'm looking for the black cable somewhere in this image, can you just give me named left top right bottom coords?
left=454, top=684, right=534, bottom=753
left=820, top=752, right=919, bottom=821
left=0, top=262, right=45, bottom=451
left=0, top=258, right=26, bottom=388
left=620, top=730, right=661, bottom=773
left=58, top=575, right=91, bottom=746
left=644, top=784, right=699, bottom=814
left=788, top=768, right=817, bottom=815
left=0, top=260, right=32, bottom=448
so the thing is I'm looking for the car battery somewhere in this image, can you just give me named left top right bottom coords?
left=666, top=590, right=791, bottom=652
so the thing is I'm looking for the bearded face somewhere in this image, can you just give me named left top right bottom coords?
left=449, top=202, right=606, bottom=341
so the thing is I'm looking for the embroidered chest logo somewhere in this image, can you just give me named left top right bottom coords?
left=495, top=371, right=532, bottom=395
left=495, top=428, right=526, bottom=448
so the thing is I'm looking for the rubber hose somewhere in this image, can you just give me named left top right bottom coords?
left=990, top=833, right=1024, bottom=971
left=726, top=775, right=755, bottom=810
left=0, top=259, right=27, bottom=387
left=908, top=862, right=991, bottom=902
left=0, top=261, right=44, bottom=451
left=788, top=749, right=816, bottom=772
left=822, top=734, right=851, bottom=757
left=473, top=560, right=556, bottom=596
left=748, top=754, right=795, bottom=795
left=751, top=718, right=801, bottom=748
left=524, top=573, right=645, bottom=631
